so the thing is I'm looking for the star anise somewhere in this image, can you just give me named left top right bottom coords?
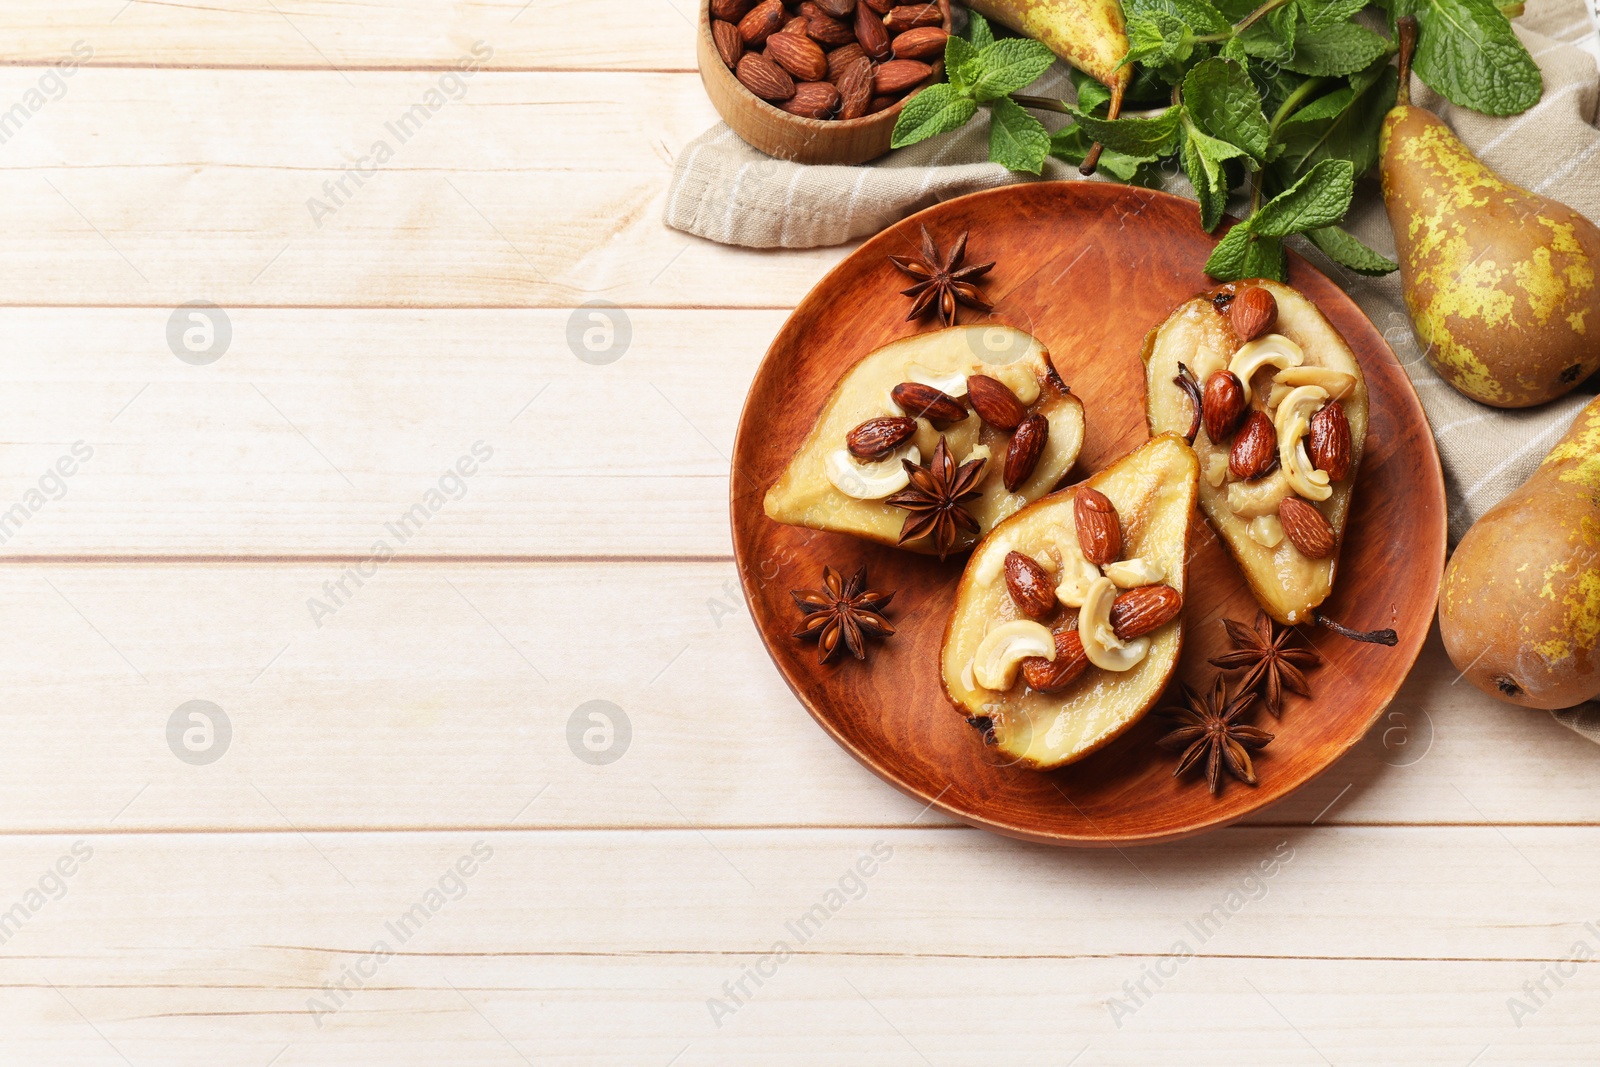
left=1156, top=678, right=1274, bottom=795
left=791, top=565, right=896, bottom=664
left=888, top=226, right=995, bottom=326
left=884, top=436, right=986, bottom=561
left=1209, top=610, right=1323, bottom=717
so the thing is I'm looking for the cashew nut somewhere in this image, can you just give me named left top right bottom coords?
left=1228, top=334, right=1305, bottom=403
left=1275, top=385, right=1333, bottom=502
left=1226, top=468, right=1291, bottom=519
left=972, top=532, right=1012, bottom=587
left=1050, top=523, right=1101, bottom=608
left=1078, top=577, right=1151, bottom=672
left=1103, top=557, right=1165, bottom=588
left=972, top=619, right=1056, bottom=691
left=904, top=363, right=968, bottom=397
left=1247, top=514, right=1285, bottom=548
left=1273, top=365, right=1357, bottom=402
left=825, top=445, right=920, bottom=500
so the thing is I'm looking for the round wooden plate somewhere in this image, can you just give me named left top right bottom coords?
left=730, top=182, right=1446, bottom=847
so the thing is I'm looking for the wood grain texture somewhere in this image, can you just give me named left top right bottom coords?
left=733, top=183, right=1446, bottom=845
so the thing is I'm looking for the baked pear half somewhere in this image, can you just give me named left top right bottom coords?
left=1145, top=280, right=1368, bottom=625
left=940, top=433, right=1199, bottom=770
left=765, top=326, right=1085, bottom=557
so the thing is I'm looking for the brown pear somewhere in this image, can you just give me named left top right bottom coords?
left=1380, top=17, right=1600, bottom=408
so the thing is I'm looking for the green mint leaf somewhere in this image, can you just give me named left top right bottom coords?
left=1126, top=0, right=1231, bottom=34
left=1182, top=132, right=1229, bottom=232
left=1050, top=124, right=1160, bottom=180
left=1206, top=225, right=1288, bottom=281
left=1401, top=0, right=1541, bottom=115
left=891, top=83, right=980, bottom=148
left=966, top=10, right=996, bottom=49
left=1070, top=68, right=1113, bottom=114
left=945, top=33, right=980, bottom=96
left=1300, top=0, right=1369, bottom=31
left=1220, top=35, right=1251, bottom=63
left=1305, top=224, right=1400, bottom=275
left=972, top=38, right=1058, bottom=101
left=1122, top=10, right=1195, bottom=71
left=1251, top=158, right=1356, bottom=236
left=1183, top=58, right=1271, bottom=161
left=988, top=96, right=1052, bottom=173
left=1235, top=2, right=1298, bottom=61
left=1274, top=65, right=1397, bottom=176
left=1070, top=104, right=1185, bottom=156
left=1282, top=19, right=1393, bottom=76
left=1278, top=85, right=1357, bottom=130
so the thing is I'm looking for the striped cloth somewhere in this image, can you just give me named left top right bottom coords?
left=668, top=0, right=1600, bottom=734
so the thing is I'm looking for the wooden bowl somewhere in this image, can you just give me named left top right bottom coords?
left=696, top=0, right=953, bottom=165
left=730, top=182, right=1448, bottom=847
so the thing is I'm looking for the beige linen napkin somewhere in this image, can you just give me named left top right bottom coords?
left=669, top=1, right=1600, bottom=730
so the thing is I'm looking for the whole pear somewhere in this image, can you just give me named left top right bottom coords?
left=1440, top=397, right=1600, bottom=709
left=964, top=0, right=1128, bottom=128
left=1380, top=17, right=1600, bottom=409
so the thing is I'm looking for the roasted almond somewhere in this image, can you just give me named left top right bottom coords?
left=766, top=31, right=828, bottom=81
left=815, top=0, right=857, bottom=16
left=1202, top=370, right=1246, bottom=442
left=739, top=0, right=786, bottom=46
left=836, top=56, right=874, bottom=118
left=890, top=381, right=966, bottom=426
left=1279, top=497, right=1335, bottom=559
left=712, top=19, right=744, bottom=68
left=1309, top=401, right=1352, bottom=482
left=864, top=0, right=895, bottom=12
left=780, top=14, right=809, bottom=34
left=798, top=1, right=825, bottom=15
left=1004, top=413, right=1049, bottom=492
left=891, top=26, right=949, bottom=58
left=711, top=0, right=752, bottom=21
left=781, top=80, right=841, bottom=118
left=873, top=58, right=932, bottom=95
left=1228, top=410, right=1277, bottom=481
left=1231, top=285, right=1278, bottom=342
left=845, top=415, right=917, bottom=458
left=1110, top=584, right=1183, bottom=640
left=736, top=52, right=796, bottom=100
left=966, top=374, right=1027, bottom=430
left=1004, top=551, right=1057, bottom=619
left=806, top=13, right=858, bottom=46
left=827, top=42, right=866, bottom=82
left=1021, top=629, right=1089, bottom=693
left=854, top=3, right=892, bottom=59
left=867, top=94, right=897, bottom=113
left=883, top=2, right=943, bottom=32
left=1074, top=486, right=1121, bottom=565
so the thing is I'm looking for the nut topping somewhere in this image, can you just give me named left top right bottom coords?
left=1278, top=497, right=1335, bottom=559
left=1229, top=411, right=1278, bottom=481
left=1003, top=413, right=1049, bottom=492
left=1109, top=583, right=1183, bottom=640
left=845, top=415, right=917, bottom=459
left=890, top=381, right=966, bottom=426
left=1228, top=334, right=1305, bottom=403
left=966, top=373, right=1027, bottom=430
left=1003, top=551, right=1057, bottom=619
left=1309, top=401, right=1352, bottom=482
left=1230, top=285, right=1278, bottom=342
left=1073, top=486, right=1121, bottom=564
left=1021, top=628, right=1089, bottom=692
left=972, top=619, right=1056, bottom=691
left=1202, top=370, right=1246, bottom=442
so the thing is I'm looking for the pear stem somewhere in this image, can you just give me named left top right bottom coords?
left=1395, top=15, right=1418, bottom=108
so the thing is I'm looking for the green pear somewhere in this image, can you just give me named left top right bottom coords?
left=1380, top=17, right=1600, bottom=408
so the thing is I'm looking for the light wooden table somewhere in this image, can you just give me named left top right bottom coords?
left=2, top=3, right=1599, bottom=1064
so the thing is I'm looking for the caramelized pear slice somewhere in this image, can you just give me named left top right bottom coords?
left=765, top=326, right=1085, bottom=555
left=940, top=434, right=1199, bottom=770
left=1144, top=280, right=1368, bottom=625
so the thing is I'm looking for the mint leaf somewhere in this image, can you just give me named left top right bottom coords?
left=1051, top=124, right=1158, bottom=180
left=1400, top=0, right=1541, bottom=115
left=1184, top=58, right=1271, bottom=161
left=1182, top=132, right=1229, bottom=232
left=1306, top=224, right=1400, bottom=275
left=1251, top=159, right=1356, bottom=236
left=1275, top=65, right=1397, bottom=176
left=1070, top=68, right=1113, bottom=114
left=1301, top=0, right=1369, bottom=31
left=1126, top=0, right=1231, bottom=34
left=945, top=33, right=980, bottom=95
left=1206, top=225, right=1288, bottom=281
left=988, top=96, right=1052, bottom=173
left=1070, top=104, right=1184, bottom=156
left=965, top=10, right=996, bottom=49
left=1282, top=19, right=1392, bottom=76
left=891, top=84, right=979, bottom=148
left=1123, top=10, right=1195, bottom=70
left=972, top=38, right=1057, bottom=101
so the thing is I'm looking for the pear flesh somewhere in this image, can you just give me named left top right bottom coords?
left=1441, top=397, right=1600, bottom=709
left=940, top=433, right=1198, bottom=770
left=766, top=326, right=1084, bottom=555
left=1144, top=280, right=1368, bottom=625
left=1380, top=29, right=1600, bottom=408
